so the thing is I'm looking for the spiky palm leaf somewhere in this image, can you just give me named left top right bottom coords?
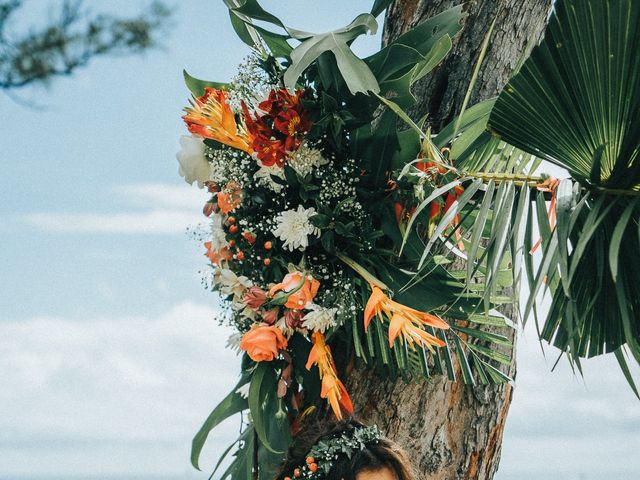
left=485, top=0, right=640, bottom=379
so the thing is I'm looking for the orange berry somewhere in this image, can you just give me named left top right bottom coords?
left=309, top=463, right=318, bottom=473
left=228, top=239, right=236, bottom=248
left=236, top=250, right=244, bottom=261
left=263, top=258, right=271, bottom=266
left=229, top=225, right=239, bottom=234
left=284, top=477, right=292, bottom=480
left=294, top=468, right=301, bottom=478
left=228, top=216, right=236, bottom=224
left=264, top=241, right=273, bottom=250
left=243, top=232, right=256, bottom=244
left=306, top=457, right=315, bottom=465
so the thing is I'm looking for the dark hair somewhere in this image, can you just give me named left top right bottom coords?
left=277, top=419, right=416, bottom=480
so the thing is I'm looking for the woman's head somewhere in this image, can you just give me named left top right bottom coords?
left=277, top=419, right=415, bottom=480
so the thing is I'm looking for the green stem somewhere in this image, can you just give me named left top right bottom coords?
left=335, top=252, right=389, bottom=290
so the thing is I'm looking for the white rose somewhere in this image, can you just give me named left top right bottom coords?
left=176, top=135, right=209, bottom=188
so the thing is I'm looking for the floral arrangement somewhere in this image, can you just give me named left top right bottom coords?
left=176, top=2, right=515, bottom=477
left=174, top=0, right=640, bottom=478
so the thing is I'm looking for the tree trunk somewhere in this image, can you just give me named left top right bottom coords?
left=346, top=2, right=552, bottom=479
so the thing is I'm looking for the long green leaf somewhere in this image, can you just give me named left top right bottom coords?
left=191, top=382, right=248, bottom=469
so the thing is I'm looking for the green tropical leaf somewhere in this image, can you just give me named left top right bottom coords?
left=191, top=377, right=248, bottom=469
left=284, top=14, right=380, bottom=94
left=183, top=70, right=228, bottom=96
left=489, top=0, right=640, bottom=190
left=248, top=363, right=283, bottom=454
left=366, top=5, right=464, bottom=79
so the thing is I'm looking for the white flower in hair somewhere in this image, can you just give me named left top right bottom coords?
left=272, top=205, right=321, bottom=251
left=302, top=304, right=338, bottom=333
left=176, top=135, right=209, bottom=188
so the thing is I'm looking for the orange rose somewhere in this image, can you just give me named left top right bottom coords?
left=239, top=324, right=288, bottom=362
left=269, top=272, right=320, bottom=310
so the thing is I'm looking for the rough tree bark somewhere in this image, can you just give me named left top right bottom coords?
left=345, top=2, right=552, bottom=479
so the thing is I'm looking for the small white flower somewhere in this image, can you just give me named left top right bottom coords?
left=272, top=205, right=321, bottom=251
left=253, top=160, right=285, bottom=192
left=219, top=268, right=253, bottom=300
left=302, top=304, right=338, bottom=333
left=210, top=213, right=228, bottom=251
left=176, top=135, right=209, bottom=188
left=288, top=145, right=329, bottom=177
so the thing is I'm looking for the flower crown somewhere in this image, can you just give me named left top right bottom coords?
left=284, top=425, right=382, bottom=480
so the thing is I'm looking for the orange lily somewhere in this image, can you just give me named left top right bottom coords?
left=183, top=87, right=254, bottom=155
left=364, top=285, right=448, bottom=350
left=306, top=332, right=353, bottom=420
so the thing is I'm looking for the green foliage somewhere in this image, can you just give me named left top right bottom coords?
left=489, top=0, right=640, bottom=189
left=487, top=0, right=640, bottom=376
left=284, top=14, right=380, bottom=95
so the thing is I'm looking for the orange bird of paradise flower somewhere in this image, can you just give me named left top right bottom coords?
left=183, top=87, right=254, bottom=155
left=364, top=285, right=449, bottom=350
left=306, top=331, right=353, bottom=420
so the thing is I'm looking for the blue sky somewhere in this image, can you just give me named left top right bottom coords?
left=0, top=1, right=638, bottom=478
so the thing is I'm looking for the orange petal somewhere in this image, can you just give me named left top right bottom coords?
left=327, top=388, right=342, bottom=420
left=388, top=313, right=406, bottom=347
left=364, top=287, right=386, bottom=331
left=421, top=312, right=449, bottom=330
left=337, top=380, right=353, bottom=415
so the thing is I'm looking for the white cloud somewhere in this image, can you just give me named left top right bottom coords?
left=2, top=300, right=639, bottom=478
left=115, top=182, right=208, bottom=210
left=497, top=323, right=640, bottom=478
left=0, top=300, right=241, bottom=477
left=20, top=182, right=208, bottom=235
left=23, top=210, right=204, bottom=234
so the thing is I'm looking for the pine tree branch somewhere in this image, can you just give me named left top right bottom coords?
left=0, top=0, right=170, bottom=90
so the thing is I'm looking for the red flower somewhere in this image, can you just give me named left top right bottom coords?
left=241, top=88, right=312, bottom=167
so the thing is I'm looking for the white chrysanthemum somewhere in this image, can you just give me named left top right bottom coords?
left=219, top=268, right=253, bottom=300
left=253, top=160, right=286, bottom=192
left=176, top=135, right=209, bottom=188
left=272, top=205, right=321, bottom=251
left=210, top=213, right=228, bottom=251
left=302, top=304, right=338, bottom=333
left=288, top=145, right=329, bottom=177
